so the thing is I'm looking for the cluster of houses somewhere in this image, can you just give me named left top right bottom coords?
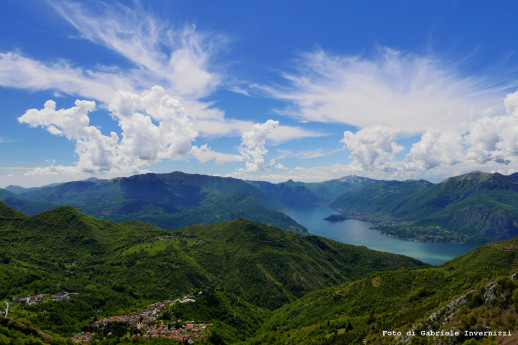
left=72, top=294, right=211, bottom=343
left=11, top=291, right=77, bottom=306
left=132, top=321, right=210, bottom=342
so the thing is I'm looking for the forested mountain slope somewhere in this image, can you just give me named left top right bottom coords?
left=251, top=234, right=518, bottom=345
left=0, top=203, right=423, bottom=343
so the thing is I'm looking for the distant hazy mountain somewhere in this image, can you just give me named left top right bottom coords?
left=247, top=180, right=325, bottom=206
left=5, top=178, right=106, bottom=195
left=248, top=175, right=376, bottom=207
left=5, top=183, right=62, bottom=195
left=0, top=188, right=57, bottom=215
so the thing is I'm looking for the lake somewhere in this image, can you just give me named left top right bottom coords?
left=284, top=206, right=481, bottom=265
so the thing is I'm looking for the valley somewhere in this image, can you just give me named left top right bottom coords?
left=3, top=2, right=518, bottom=344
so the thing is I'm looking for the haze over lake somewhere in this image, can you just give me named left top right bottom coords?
left=285, top=206, right=481, bottom=265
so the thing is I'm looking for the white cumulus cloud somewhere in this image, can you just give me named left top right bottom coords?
left=464, top=107, right=518, bottom=165
left=341, top=126, right=403, bottom=171
left=108, top=86, right=198, bottom=165
left=406, top=129, right=465, bottom=170
left=238, top=120, right=280, bottom=172
left=18, top=99, right=119, bottom=173
left=18, top=86, right=199, bottom=175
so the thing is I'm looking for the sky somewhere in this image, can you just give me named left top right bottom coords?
left=2, top=0, right=518, bottom=187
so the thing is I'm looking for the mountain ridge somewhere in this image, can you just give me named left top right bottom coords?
left=8, top=171, right=306, bottom=234
left=5, top=170, right=518, bottom=242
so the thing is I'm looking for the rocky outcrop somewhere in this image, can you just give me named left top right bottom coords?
left=401, top=275, right=514, bottom=344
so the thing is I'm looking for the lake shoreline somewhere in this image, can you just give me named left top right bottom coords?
left=284, top=206, right=482, bottom=265
left=331, top=209, right=475, bottom=244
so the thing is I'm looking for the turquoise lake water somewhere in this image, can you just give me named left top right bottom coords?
left=284, top=206, right=481, bottom=265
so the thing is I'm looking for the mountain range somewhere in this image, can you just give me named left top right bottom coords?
left=328, top=171, right=518, bottom=242
left=1, top=172, right=305, bottom=234
left=4, top=170, right=518, bottom=242
left=250, top=171, right=518, bottom=242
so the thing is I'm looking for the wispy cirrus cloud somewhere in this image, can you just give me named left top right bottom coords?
left=0, top=1, right=233, bottom=137
left=275, top=148, right=342, bottom=160
left=0, top=52, right=128, bottom=103
left=7, top=2, right=518, bottom=183
left=0, top=137, right=16, bottom=144
left=50, top=0, right=224, bottom=100
left=0, top=166, right=34, bottom=171
left=266, top=48, right=510, bottom=134
left=248, top=47, right=518, bottom=179
left=0, top=0, right=224, bottom=105
left=190, top=145, right=243, bottom=165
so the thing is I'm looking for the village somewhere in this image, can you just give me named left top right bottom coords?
left=72, top=293, right=211, bottom=343
left=10, top=290, right=77, bottom=306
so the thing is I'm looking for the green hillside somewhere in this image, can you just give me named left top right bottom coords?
left=0, top=203, right=423, bottom=344
left=170, top=219, right=424, bottom=310
left=2, top=202, right=517, bottom=344
left=401, top=172, right=518, bottom=241
left=251, top=235, right=518, bottom=345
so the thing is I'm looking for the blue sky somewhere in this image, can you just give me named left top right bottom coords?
left=2, top=0, right=518, bottom=187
